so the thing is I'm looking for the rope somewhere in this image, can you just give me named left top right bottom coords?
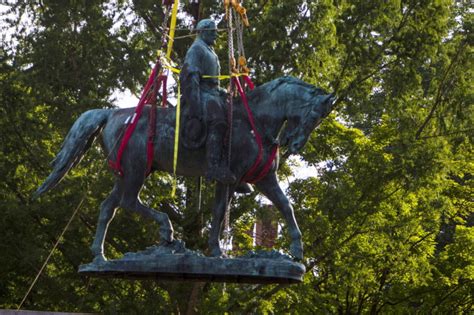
left=18, top=197, right=86, bottom=310
left=161, top=5, right=171, bottom=49
left=17, top=117, right=129, bottom=310
left=235, top=9, right=245, bottom=59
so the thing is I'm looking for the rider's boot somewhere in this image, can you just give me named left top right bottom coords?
left=236, top=182, right=253, bottom=194
left=206, top=121, right=236, bottom=185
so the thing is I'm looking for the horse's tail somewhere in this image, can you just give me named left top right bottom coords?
left=33, top=109, right=111, bottom=198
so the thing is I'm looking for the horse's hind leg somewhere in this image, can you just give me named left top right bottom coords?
left=119, top=173, right=174, bottom=243
left=91, top=182, right=121, bottom=262
left=255, top=173, right=303, bottom=260
left=208, top=184, right=235, bottom=257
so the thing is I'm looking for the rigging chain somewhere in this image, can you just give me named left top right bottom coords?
left=223, top=3, right=235, bottom=251
left=223, top=0, right=251, bottom=252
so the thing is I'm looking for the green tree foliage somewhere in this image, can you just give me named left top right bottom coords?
left=1, top=0, right=472, bottom=313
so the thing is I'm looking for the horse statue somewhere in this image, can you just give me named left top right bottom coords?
left=34, top=76, right=335, bottom=262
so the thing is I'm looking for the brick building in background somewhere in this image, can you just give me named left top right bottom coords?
left=254, top=211, right=278, bottom=248
left=231, top=205, right=279, bottom=251
left=248, top=205, right=279, bottom=249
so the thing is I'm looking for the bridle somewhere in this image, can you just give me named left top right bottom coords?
left=280, top=102, right=315, bottom=147
left=282, top=94, right=334, bottom=155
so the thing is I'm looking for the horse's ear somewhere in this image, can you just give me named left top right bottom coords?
left=311, top=94, right=335, bottom=118
left=321, top=94, right=336, bottom=117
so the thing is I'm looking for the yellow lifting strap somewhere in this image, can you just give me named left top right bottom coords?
left=166, top=0, right=179, bottom=59
left=171, top=82, right=180, bottom=198
left=162, top=61, right=250, bottom=79
left=167, top=0, right=180, bottom=198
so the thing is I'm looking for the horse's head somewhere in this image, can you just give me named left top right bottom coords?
left=281, top=93, right=336, bottom=155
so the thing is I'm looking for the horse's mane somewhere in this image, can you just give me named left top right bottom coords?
left=229, top=76, right=329, bottom=137
left=245, top=76, right=327, bottom=105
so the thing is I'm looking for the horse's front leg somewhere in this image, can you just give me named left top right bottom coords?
left=255, top=173, right=303, bottom=260
left=208, top=184, right=235, bottom=257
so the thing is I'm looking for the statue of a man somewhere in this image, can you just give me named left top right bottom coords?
left=180, top=19, right=236, bottom=185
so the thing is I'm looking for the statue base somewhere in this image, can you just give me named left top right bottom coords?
left=78, top=241, right=305, bottom=284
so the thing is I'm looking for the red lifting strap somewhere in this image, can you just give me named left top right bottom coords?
left=233, top=77, right=279, bottom=184
left=242, top=75, right=255, bottom=90
left=246, top=145, right=279, bottom=184
left=109, top=61, right=166, bottom=176
left=146, top=74, right=168, bottom=176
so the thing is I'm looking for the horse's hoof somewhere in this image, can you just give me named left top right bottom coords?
left=158, top=239, right=174, bottom=247
left=210, top=247, right=224, bottom=258
left=290, top=243, right=304, bottom=261
left=159, top=227, right=174, bottom=243
left=212, top=252, right=228, bottom=259
left=92, top=254, right=107, bottom=264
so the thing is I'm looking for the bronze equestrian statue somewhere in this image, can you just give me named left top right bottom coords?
left=34, top=19, right=335, bottom=262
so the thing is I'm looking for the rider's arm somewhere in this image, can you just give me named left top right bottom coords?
left=180, top=46, right=204, bottom=118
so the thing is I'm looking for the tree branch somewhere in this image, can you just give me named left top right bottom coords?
left=415, top=39, right=467, bottom=139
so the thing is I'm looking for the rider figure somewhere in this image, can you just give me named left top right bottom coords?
left=180, top=19, right=236, bottom=185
